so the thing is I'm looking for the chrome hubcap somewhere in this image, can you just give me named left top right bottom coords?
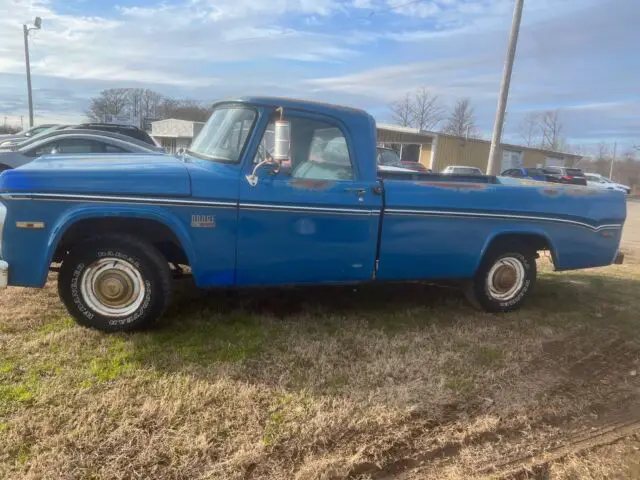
left=487, top=257, right=525, bottom=301
left=81, top=258, right=145, bottom=317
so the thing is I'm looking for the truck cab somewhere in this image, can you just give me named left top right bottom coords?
left=0, top=97, right=627, bottom=332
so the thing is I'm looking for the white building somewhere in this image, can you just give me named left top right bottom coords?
left=151, top=119, right=205, bottom=154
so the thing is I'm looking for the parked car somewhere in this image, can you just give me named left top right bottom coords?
left=442, top=165, right=484, bottom=176
left=376, top=147, right=404, bottom=168
left=376, top=147, right=431, bottom=173
left=0, top=97, right=626, bottom=332
left=0, top=124, right=61, bottom=148
left=584, top=173, right=631, bottom=194
left=75, top=123, right=159, bottom=147
left=540, top=167, right=587, bottom=186
left=501, top=167, right=562, bottom=183
left=0, top=130, right=163, bottom=171
left=401, top=160, right=430, bottom=173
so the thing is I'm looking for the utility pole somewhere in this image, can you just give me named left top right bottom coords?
left=23, top=17, right=42, bottom=128
left=609, top=142, right=617, bottom=180
left=487, top=0, right=524, bottom=175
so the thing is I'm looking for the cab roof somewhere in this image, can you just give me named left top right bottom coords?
left=218, top=96, right=374, bottom=124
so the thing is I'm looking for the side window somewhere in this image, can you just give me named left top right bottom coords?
left=512, top=169, right=523, bottom=177
left=42, top=139, right=100, bottom=155
left=33, top=141, right=58, bottom=156
left=254, top=117, right=354, bottom=181
left=103, top=143, right=127, bottom=153
left=295, top=125, right=353, bottom=181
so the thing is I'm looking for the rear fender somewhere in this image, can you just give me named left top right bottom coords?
left=477, top=228, right=557, bottom=273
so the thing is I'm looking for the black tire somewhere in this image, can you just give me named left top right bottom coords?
left=464, top=242, right=536, bottom=313
left=58, top=234, right=172, bottom=332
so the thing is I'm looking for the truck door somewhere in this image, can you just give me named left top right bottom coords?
left=236, top=113, right=382, bottom=286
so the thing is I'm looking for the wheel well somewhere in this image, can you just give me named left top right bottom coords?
left=53, top=217, right=189, bottom=266
left=485, top=233, right=556, bottom=265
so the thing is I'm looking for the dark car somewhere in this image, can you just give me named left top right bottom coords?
left=376, top=147, right=431, bottom=172
left=501, top=167, right=587, bottom=186
left=376, top=147, right=404, bottom=168
left=75, top=123, right=159, bottom=147
left=0, top=129, right=163, bottom=171
left=501, top=167, right=561, bottom=183
left=401, top=160, right=430, bottom=173
left=544, top=167, right=588, bottom=185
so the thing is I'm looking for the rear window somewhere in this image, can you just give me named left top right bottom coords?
left=542, top=167, right=561, bottom=174
left=565, top=168, right=584, bottom=177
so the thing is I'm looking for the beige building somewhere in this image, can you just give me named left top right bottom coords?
left=151, top=119, right=205, bottom=154
left=376, top=123, right=582, bottom=173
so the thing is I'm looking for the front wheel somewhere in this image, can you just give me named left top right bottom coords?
left=464, top=243, right=536, bottom=312
left=58, top=234, right=172, bottom=332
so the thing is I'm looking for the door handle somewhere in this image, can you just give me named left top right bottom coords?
left=345, top=187, right=367, bottom=195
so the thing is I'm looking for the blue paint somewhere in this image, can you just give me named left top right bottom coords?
left=0, top=97, right=627, bottom=294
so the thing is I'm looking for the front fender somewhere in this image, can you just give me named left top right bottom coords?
left=41, top=205, right=198, bottom=286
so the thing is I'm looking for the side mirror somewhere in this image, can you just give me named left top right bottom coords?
left=246, top=111, right=291, bottom=187
left=272, top=119, right=291, bottom=166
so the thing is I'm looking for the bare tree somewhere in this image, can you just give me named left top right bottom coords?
left=389, top=93, right=413, bottom=127
left=141, top=89, right=164, bottom=120
left=85, top=88, right=130, bottom=122
left=128, top=88, right=165, bottom=126
left=411, top=87, right=444, bottom=131
left=0, top=124, right=20, bottom=135
left=539, top=110, right=564, bottom=151
left=518, top=112, right=540, bottom=147
left=159, top=99, right=213, bottom=122
left=442, top=98, right=478, bottom=137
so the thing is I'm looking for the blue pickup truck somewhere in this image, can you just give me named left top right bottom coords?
left=0, top=97, right=626, bottom=332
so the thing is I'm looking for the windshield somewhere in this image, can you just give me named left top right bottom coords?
left=188, top=106, right=256, bottom=163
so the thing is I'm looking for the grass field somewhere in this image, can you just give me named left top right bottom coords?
left=1, top=204, right=639, bottom=479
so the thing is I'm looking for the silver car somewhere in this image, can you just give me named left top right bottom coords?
left=0, top=124, right=60, bottom=147
left=0, top=129, right=164, bottom=171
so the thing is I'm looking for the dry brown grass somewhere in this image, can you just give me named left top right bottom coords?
left=0, top=203, right=639, bottom=479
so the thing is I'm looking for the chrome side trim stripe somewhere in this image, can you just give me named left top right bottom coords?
left=1, top=193, right=236, bottom=208
left=385, top=208, right=622, bottom=231
left=0, top=193, right=379, bottom=215
left=239, top=203, right=378, bottom=215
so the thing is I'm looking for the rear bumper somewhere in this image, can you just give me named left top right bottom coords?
left=0, top=260, right=7, bottom=288
left=614, top=251, right=625, bottom=265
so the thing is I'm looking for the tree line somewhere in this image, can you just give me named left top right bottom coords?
left=86, top=88, right=214, bottom=126
left=389, top=87, right=570, bottom=152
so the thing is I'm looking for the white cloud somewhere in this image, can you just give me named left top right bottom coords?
left=0, top=0, right=637, bottom=146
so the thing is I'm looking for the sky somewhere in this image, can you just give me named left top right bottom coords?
left=0, top=0, right=638, bottom=150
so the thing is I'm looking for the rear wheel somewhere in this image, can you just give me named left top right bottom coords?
left=58, top=234, right=172, bottom=332
left=464, top=242, right=536, bottom=312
